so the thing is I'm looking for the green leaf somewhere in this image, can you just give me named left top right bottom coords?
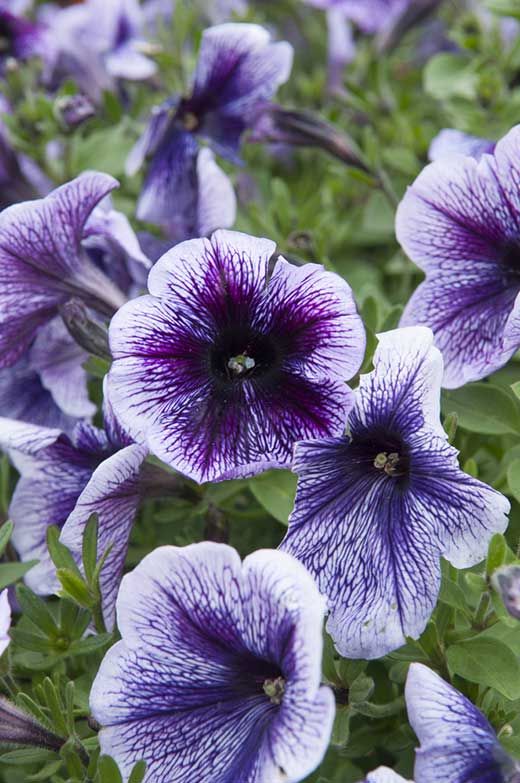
left=0, top=560, right=38, bottom=590
left=71, top=125, right=134, bottom=178
left=508, top=458, right=520, bottom=503
left=56, top=569, right=93, bottom=609
left=424, top=53, right=478, bottom=100
left=330, top=706, right=351, bottom=747
left=82, top=513, right=98, bottom=584
left=0, top=749, right=56, bottom=766
left=248, top=470, right=297, bottom=525
left=485, top=0, right=520, bottom=19
left=0, top=521, right=13, bottom=557
left=46, top=526, right=82, bottom=578
left=441, top=384, right=520, bottom=435
left=68, top=634, right=112, bottom=657
left=439, top=578, right=470, bottom=616
left=447, top=637, right=520, bottom=699
left=98, top=754, right=123, bottom=783
left=486, top=534, right=508, bottom=576
left=128, top=760, right=147, bottom=783
left=16, top=585, right=59, bottom=638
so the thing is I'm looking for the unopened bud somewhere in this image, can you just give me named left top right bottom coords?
left=0, top=697, right=64, bottom=751
left=54, top=94, right=95, bottom=130
left=60, top=298, right=111, bottom=361
left=492, top=565, right=520, bottom=620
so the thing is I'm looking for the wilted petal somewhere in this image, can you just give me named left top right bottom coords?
left=406, top=663, right=513, bottom=783
left=60, top=443, right=148, bottom=631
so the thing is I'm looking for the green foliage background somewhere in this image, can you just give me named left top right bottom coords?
left=2, top=1, right=520, bottom=781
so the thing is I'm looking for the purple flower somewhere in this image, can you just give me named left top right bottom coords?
left=0, top=172, right=133, bottom=370
left=0, top=401, right=147, bottom=629
left=0, top=590, right=11, bottom=657
left=41, top=0, right=157, bottom=101
left=406, top=663, right=520, bottom=783
left=398, top=125, right=520, bottom=388
left=0, top=4, right=45, bottom=72
left=107, top=229, right=365, bottom=483
left=304, top=0, right=409, bottom=35
left=90, top=542, right=334, bottom=783
left=492, top=565, right=520, bottom=620
left=129, top=139, right=237, bottom=242
left=428, top=129, right=495, bottom=162
left=280, top=327, right=509, bottom=659
left=128, top=23, right=292, bottom=237
left=359, top=770, right=411, bottom=783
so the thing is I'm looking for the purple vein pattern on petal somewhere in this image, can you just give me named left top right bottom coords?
left=108, top=229, right=365, bottom=482
left=0, top=172, right=122, bottom=368
left=405, top=663, right=515, bottom=783
left=60, top=443, right=148, bottom=631
left=90, top=543, right=334, bottom=783
left=281, top=327, right=509, bottom=658
left=398, top=124, right=520, bottom=387
left=0, top=418, right=111, bottom=595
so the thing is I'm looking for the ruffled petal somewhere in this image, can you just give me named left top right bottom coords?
left=406, top=664, right=509, bottom=783
left=60, top=444, right=147, bottom=630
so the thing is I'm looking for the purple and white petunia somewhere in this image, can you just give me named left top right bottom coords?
left=398, top=124, right=520, bottom=388
left=406, top=663, right=520, bottom=783
left=281, top=327, right=509, bottom=659
left=0, top=590, right=11, bottom=657
left=128, top=23, right=292, bottom=238
left=359, top=769, right=412, bottom=783
left=107, top=229, right=365, bottom=483
left=41, top=0, right=157, bottom=101
left=90, top=542, right=335, bottom=783
left=0, top=1, right=46, bottom=73
left=0, top=172, right=127, bottom=369
left=428, top=129, right=495, bottom=162
left=0, top=395, right=148, bottom=629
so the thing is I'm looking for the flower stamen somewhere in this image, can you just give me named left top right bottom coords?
left=227, top=353, right=256, bottom=376
left=374, top=451, right=400, bottom=476
left=263, top=676, right=285, bottom=705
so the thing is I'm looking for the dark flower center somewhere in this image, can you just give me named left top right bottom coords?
left=501, top=241, right=520, bottom=281
left=349, top=428, right=410, bottom=486
left=210, top=329, right=279, bottom=382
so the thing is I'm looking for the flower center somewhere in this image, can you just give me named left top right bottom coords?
left=373, top=451, right=401, bottom=476
left=349, top=427, right=410, bottom=486
left=227, top=353, right=256, bottom=376
left=210, top=328, right=279, bottom=382
left=182, top=111, right=199, bottom=131
left=263, top=676, right=285, bottom=705
left=501, top=241, right=520, bottom=281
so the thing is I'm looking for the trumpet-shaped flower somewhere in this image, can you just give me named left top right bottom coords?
left=281, top=327, right=509, bottom=658
left=91, top=543, right=335, bottom=783
left=406, top=663, right=520, bottom=783
left=128, top=23, right=292, bottom=237
left=398, top=124, right=520, bottom=387
left=107, top=229, right=365, bottom=483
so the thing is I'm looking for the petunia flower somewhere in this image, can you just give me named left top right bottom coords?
left=358, top=769, right=412, bottom=783
left=90, top=542, right=335, bottom=783
left=280, top=327, right=509, bottom=659
left=0, top=172, right=128, bottom=368
left=428, top=128, right=495, bottom=162
left=127, top=23, right=292, bottom=237
left=40, top=0, right=157, bottom=102
left=0, top=392, right=148, bottom=630
left=0, top=2, right=46, bottom=73
left=398, top=125, right=520, bottom=387
left=0, top=590, right=11, bottom=657
left=406, top=663, right=520, bottom=783
left=107, top=229, right=365, bottom=483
